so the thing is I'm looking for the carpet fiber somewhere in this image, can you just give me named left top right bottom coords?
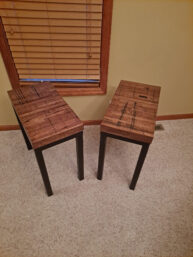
left=0, top=119, right=193, bottom=257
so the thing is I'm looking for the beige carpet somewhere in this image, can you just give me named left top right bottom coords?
left=0, top=119, right=193, bottom=257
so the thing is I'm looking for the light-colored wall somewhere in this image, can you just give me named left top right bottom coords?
left=0, top=0, right=193, bottom=125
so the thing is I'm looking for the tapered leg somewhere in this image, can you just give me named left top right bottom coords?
left=97, top=132, right=107, bottom=180
left=34, top=149, right=53, bottom=196
left=76, top=132, right=84, bottom=180
left=129, top=143, right=150, bottom=190
left=14, top=109, right=32, bottom=150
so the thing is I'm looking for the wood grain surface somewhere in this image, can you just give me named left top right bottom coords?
left=8, top=83, right=83, bottom=149
left=101, top=80, right=161, bottom=143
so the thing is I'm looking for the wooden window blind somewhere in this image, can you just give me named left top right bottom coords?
left=0, top=0, right=113, bottom=96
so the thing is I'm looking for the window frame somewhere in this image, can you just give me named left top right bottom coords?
left=0, top=0, right=113, bottom=96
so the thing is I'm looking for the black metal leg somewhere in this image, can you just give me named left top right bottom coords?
left=34, top=149, right=53, bottom=196
left=129, top=143, right=150, bottom=190
left=76, top=132, right=84, bottom=180
left=97, top=132, right=107, bottom=180
left=14, top=109, right=32, bottom=150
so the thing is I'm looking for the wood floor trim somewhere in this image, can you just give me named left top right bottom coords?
left=83, top=120, right=102, bottom=125
left=0, top=113, right=193, bottom=131
left=156, top=113, right=193, bottom=121
left=0, top=125, right=20, bottom=131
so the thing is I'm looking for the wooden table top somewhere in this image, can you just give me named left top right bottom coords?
left=101, top=80, right=161, bottom=143
left=8, top=84, right=83, bottom=149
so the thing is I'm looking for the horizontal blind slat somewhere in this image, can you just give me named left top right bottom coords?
left=0, top=10, right=102, bottom=19
left=16, top=63, right=100, bottom=69
left=7, top=33, right=101, bottom=40
left=8, top=39, right=101, bottom=47
left=5, top=25, right=101, bottom=34
left=14, top=58, right=100, bottom=64
left=5, top=0, right=103, bottom=4
left=18, top=69, right=100, bottom=75
left=0, top=2, right=102, bottom=12
left=11, top=46, right=100, bottom=53
left=20, top=74, right=100, bottom=79
left=12, top=52, right=100, bottom=58
left=2, top=17, right=102, bottom=27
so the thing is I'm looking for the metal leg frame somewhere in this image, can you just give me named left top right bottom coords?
left=97, top=132, right=150, bottom=190
left=129, top=143, right=149, bottom=190
left=35, top=148, right=53, bottom=196
left=34, top=132, right=84, bottom=196
left=76, top=132, right=84, bottom=180
left=97, top=132, right=107, bottom=180
left=13, top=108, right=84, bottom=196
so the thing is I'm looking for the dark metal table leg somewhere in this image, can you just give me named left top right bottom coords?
left=76, top=132, right=84, bottom=180
left=97, top=132, right=107, bottom=180
left=14, top=109, right=32, bottom=150
left=34, top=149, right=53, bottom=196
left=129, top=143, right=150, bottom=190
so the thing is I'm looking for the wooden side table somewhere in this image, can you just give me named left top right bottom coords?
left=8, top=83, right=84, bottom=196
left=97, top=80, right=161, bottom=190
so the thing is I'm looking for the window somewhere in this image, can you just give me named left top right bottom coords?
left=0, top=0, right=113, bottom=96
